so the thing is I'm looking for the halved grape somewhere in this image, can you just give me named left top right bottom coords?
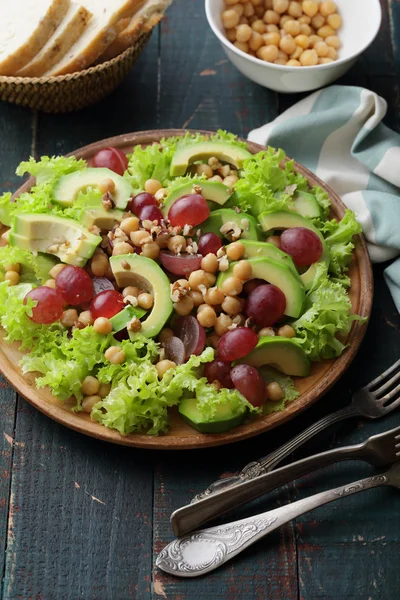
left=172, top=315, right=206, bottom=359
left=129, top=192, right=157, bottom=216
left=243, top=278, right=264, bottom=295
left=198, top=233, right=223, bottom=256
left=204, top=359, right=234, bottom=389
left=280, top=227, right=323, bottom=266
left=168, top=194, right=210, bottom=227
left=245, top=284, right=286, bottom=327
left=92, top=147, right=128, bottom=175
left=56, top=265, right=93, bottom=306
left=139, top=204, right=163, bottom=224
left=24, top=287, right=64, bottom=324
left=163, top=336, right=186, bottom=365
left=231, top=364, right=267, bottom=407
left=218, top=327, right=259, bottom=362
left=159, top=251, right=202, bottom=276
left=90, top=290, right=124, bottom=319
left=92, top=277, right=115, bottom=295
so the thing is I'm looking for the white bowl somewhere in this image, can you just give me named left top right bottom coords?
left=205, top=0, right=382, bottom=93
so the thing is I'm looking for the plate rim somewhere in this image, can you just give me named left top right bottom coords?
left=0, top=129, right=373, bottom=450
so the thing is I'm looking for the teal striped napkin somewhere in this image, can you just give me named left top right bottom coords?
left=248, top=86, right=400, bottom=311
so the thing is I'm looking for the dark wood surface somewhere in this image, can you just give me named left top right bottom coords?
left=0, top=0, right=399, bottom=598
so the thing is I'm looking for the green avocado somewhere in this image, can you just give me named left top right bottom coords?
left=162, top=179, right=233, bottom=217
left=110, top=305, right=147, bottom=333
left=179, top=397, right=246, bottom=433
left=258, top=210, right=330, bottom=289
left=238, top=337, right=310, bottom=377
left=217, top=256, right=305, bottom=318
left=293, top=191, right=321, bottom=218
left=10, top=214, right=101, bottom=266
left=170, top=141, right=252, bottom=177
left=200, top=209, right=260, bottom=241
left=53, top=168, right=132, bottom=209
left=110, top=254, right=173, bottom=338
left=77, top=192, right=124, bottom=230
left=227, top=239, right=297, bottom=276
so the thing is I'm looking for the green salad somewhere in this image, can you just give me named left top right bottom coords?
left=0, top=131, right=365, bottom=436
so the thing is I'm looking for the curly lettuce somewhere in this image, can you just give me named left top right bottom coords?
left=260, top=367, right=300, bottom=414
left=322, top=209, right=362, bottom=280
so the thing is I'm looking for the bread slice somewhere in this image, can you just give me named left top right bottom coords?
left=44, top=0, right=143, bottom=76
left=100, top=0, right=172, bottom=61
left=17, top=3, right=93, bottom=77
left=0, top=0, right=70, bottom=76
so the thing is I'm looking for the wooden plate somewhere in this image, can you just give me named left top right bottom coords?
left=0, top=130, right=373, bottom=449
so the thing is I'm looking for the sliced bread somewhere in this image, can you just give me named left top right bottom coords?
left=0, top=0, right=70, bottom=76
left=44, top=0, right=143, bottom=76
left=100, top=0, right=172, bottom=62
left=17, top=3, right=93, bottom=77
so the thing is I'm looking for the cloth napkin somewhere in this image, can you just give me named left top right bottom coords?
left=248, top=86, right=400, bottom=311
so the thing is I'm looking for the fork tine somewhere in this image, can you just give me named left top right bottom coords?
left=365, top=359, right=400, bottom=391
left=380, top=382, right=400, bottom=404
left=382, top=396, right=400, bottom=415
left=374, top=370, right=400, bottom=398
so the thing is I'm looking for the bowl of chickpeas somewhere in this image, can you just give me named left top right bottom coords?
left=205, top=0, right=382, bottom=93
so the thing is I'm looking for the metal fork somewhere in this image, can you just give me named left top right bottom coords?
left=192, top=359, right=400, bottom=503
left=158, top=461, right=400, bottom=578
left=172, top=425, right=400, bottom=536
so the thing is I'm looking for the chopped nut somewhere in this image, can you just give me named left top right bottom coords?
left=142, top=219, right=153, bottom=230
left=192, top=185, right=203, bottom=195
left=195, top=229, right=202, bottom=238
left=170, top=279, right=190, bottom=303
left=220, top=221, right=242, bottom=242
left=158, top=347, right=166, bottom=361
left=233, top=206, right=242, bottom=213
left=102, top=193, right=114, bottom=211
left=218, top=255, right=230, bottom=272
left=127, top=316, right=142, bottom=332
left=47, top=244, right=59, bottom=253
left=284, top=184, right=297, bottom=195
left=88, top=225, right=101, bottom=236
left=198, top=283, right=208, bottom=297
left=183, top=224, right=193, bottom=237
left=121, top=259, right=131, bottom=270
left=186, top=245, right=195, bottom=255
left=227, top=322, right=238, bottom=330
left=216, top=246, right=226, bottom=258
left=123, top=295, right=139, bottom=307
left=240, top=218, right=250, bottom=231
left=191, top=241, right=198, bottom=253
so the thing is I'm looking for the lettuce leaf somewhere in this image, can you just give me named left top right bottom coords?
left=16, top=155, right=87, bottom=185
left=0, top=193, right=13, bottom=227
left=321, top=209, right=362, bottom=279
left=292, top=264, right=366, bottom=361
left=0, top=246, right=57, bottom=284
left=260, top=367, right=299, bottom=414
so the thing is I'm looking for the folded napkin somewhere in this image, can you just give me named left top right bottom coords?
left=248, top=86, right=400, bottom=311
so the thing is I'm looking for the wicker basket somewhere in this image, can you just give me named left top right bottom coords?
left=0, top=32, right=151, bottom=114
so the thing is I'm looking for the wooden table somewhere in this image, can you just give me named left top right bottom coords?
left=1, top=1, right=400, bottom=598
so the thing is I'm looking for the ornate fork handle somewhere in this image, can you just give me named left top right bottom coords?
left=157, top=469, right=391, bottom=578
left=192, top=404, right=358, bottom=503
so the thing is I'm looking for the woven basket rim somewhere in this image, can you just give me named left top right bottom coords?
left=0, top=32, right=151, bottom=85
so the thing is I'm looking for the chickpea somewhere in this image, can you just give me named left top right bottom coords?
left=265, top=0, right=274, bottom=8
left=318, top=57, right=333, bottom=64
left=189, top=269, right=209, bottom=290
left=158, top=328, right=174, bottom=343
left=279, top=34, right=296, bottom=55
left=221, top=276, right=243, bottom=296
left=105, top=346, right=126, bottom=364
left=257, top=44, right=279, bottom=62
left=288, top=1, right=303, bottom=18
left=5, top=270, right=19, bottom=285
left=236, top=23, right=253, bottom=42
left=286, top=58, right=301, bottom=66
left=98, top=178, right=115, bottom=195
left=222, top=8, right=240, bottom=28
left=275, top=58, right=287, bottom=65
left=221, top=295, right=242, bottom=315
left=112, top=241, right=134, bottom=256
left=311, top=14, right=325, bottom=29
left=195, top=163, right=214, bottom=178
left=320, top=0, right=337, bottom=17
left=205, top=272, right=217, bottom=287
left=291, top=45, right=303, bottom=59
left=279, top=14, right=292, bottom=26
left=234, top=41, right=249, bottom=53
left=223, top=175, right=238, bottom=187
left=44, top=279, right=56, bottom=289
left=91, top=249, right=109, bottom=277
left=82, top=395, right=101, bottom=413
left=122, top=286, right=140, bottom=298
left=327, top=13, right=341, bottom=30
left=49, top=263, right=66, bottom=279
left=252, top=19, right=265, bottom=33
left=302, top=0, right=318, bottom=17
left=317, top=25, right=336, bottom=39
left=98, top=382, right=111, bottom=398
left=78, top=310, right=94, bottom=327
left=326, top=46, right=338, bottom=59
left=314, top=41, right=329, bottom=57
left=188, top=289, right=204, bottom=307
left=144, top=179, right=162, bottom=195
left=120, top=216, right=140, bottom=235
left=167, top=235, right=186, bottom=254
left=295, top=34, right=309, bottom=49
left=325, top=35, right=341, bottom=49
left=197, top=306, right=217, bottom=328
left=273, top=0, right=289, bottom=13
left=204, top=287, right=225, bottom=306
left=299, top=48, right=318, bottom=65
left=141, top=242, right=160, bottom=260
left=259, top=327, right=275, bottom=336
left=242, top=2, right=255, bottom=17
left=249, top=31, right=264, bottom=51
left=263, top=31, right=281, bottom=46
left=154, top=188, right=168, bottom=202
left=267, top=382, right=284, bottom=401
left=263, top=9, right=280, bottom=24
left=156, top=360, right=177, bottom=378
left=207, top=334, right=220, bottom=349
left=94, top=317, right=113, bottom=335
left=309, top=34, right=322, bottom=47
left=299, top=23, right=312, bottom=35
left=5, top=262, right=20, bottom=273
left=201, top=253, right=219, bottom=273
left=265, top=23, right=279, bottom=33
left=224, top=0, right=241, bottom=5
left=283, top=19, right=301, bottom=36
left=226, top=27, right=237, bottom=42
left=174, top=296, right=194, bottom=316
left=214, top=313, right=233, bottom=336
left=138, top=292, right=154, bottom=310
left=278, top=324, right=296, bottom=338
left=61, top=308, right=78, bottom=328
left=208, top=175, right=223, bottom=183
left=233, top=260, right=252, bottom=281
left=277, top=50, right=289, bottom=61
left=298, top=15, right=311, bottom=24
left=82, top=375, right=100, bottom=396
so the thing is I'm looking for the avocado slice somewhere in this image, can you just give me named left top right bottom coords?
left=179, top=397, right=246, bottom=433
left=110, top=254, right=173, bottom=338
left=258, top=210, right=330, bottom=289
left=293, top=191, right=321, bottom=219
left=77, top=192, right=124, bottom=230
left=238, top=337, right=310, bottom=377
left=110, top=305, right=147, bottom=333
left=10, top=214, right=101, bottom=266
left=53, top=168, right=132, bottom=209
left=162, top=180, right=233, bottom=217
left=227, top=239, right=298, bottom=276
left=217, top=256, right=305, bottom=318
left=170, top=141, right=252, bottom=177
left=200, top=209, right=260, bottom=241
